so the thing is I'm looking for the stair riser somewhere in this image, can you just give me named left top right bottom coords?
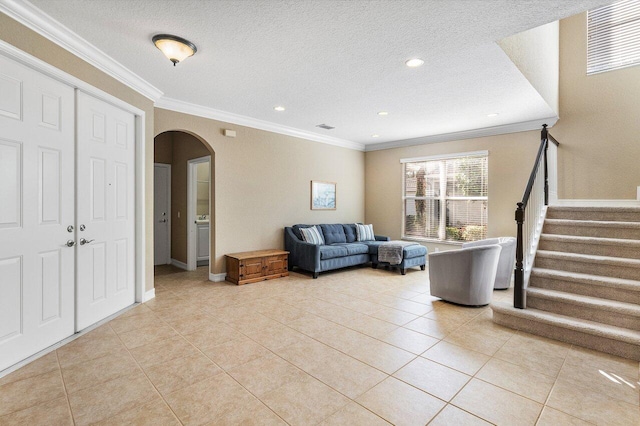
left=526, top=296, right=640, bottom=331
left=543, top=223, right=640, bottom=240
left=538, top=240, right=640, bottom=259
left=535, top=257, right=640, bottom=280
left=547, top=211, right=640, bottom=222
left=529, top=276, right=640, bottom=304
left=493, top=311, right=640, bottom=361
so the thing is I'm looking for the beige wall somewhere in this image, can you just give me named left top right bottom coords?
left=154, top=108, right=366, bottom=273
left=552, top=13, right=640, bottom=200
left=154, top=132, right=174, bottom=164
left=0, top=14, right=156, bottom=291
left=365, top=132, right=539, bottom=253
left=154, top=132, right=211, bottom=264
left=499, top=21, right=559, bottom=115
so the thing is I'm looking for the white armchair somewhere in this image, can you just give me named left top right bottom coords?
left=462, top=237, right=516, bottom=289
left=428, top=244, right=502, bottom=306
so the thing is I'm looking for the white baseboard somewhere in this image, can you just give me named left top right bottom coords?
left=209, top=272, right=227, bottom=282
left=170, top=258, right=188, bottom=270
left=553, top=199, right=640, bottom=207
left=143, top=288, right=155, bottom=302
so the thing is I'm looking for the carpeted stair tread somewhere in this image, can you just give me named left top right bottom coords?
left=536, top=250, right=640, bottom=269
left=526, top=287, right=640, bottom=317
left=547, top=206, right=640, bottom=222
left=491, top=301, right=640, bottom=345
left=544, top=218, right=640, bottom=229
left=531, top=268, right=640, bottom=292
left=540, top=233, right=640, bottom=248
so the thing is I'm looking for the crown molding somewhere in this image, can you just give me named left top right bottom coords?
left=0, top=0, right=163, bottom=101
left=156, top=97, right=365, bottom=151
left=365, top=116, right=559, bottom=152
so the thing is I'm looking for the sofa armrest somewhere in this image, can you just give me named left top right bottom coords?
left=375, top=235, right=390, bottom=241
left=284, top=227, right=321, bottom=272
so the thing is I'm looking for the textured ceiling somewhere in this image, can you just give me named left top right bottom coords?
left=28, top=0, right=608, bottom=146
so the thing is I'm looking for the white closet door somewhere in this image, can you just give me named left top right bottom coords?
left=0, top=55, right=75, bottom=371
left=76, top=92, right=135, bottom=330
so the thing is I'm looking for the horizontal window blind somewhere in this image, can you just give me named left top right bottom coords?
left=403, top=155, right=488, bottom=242
left=588, top=0, right=640, bottom=74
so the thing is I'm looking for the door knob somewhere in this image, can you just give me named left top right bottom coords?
left=66, top=240, right=76, bottom=247
left=80, top=238, right=95, bottom=245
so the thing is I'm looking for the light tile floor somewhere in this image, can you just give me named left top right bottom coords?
left=1, top=265, right=639, bottom=425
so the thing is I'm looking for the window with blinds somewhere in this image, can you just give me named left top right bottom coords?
left=588, top=0, right=640, bottom=75
left=402, top=152, right=488, bottom=242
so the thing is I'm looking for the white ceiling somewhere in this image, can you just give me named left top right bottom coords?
left=23, top=0, right=608, bottom=149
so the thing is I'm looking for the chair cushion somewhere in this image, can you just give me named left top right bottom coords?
left=319, top=245, right=349, bottom=260
left=331, top=243, right=369, bottom=256
left=320, top=224, right=347, bottom=245
left=343, top=224, right=358, bottom=243
left=299, top=226, right=325, bottom=245
left=356, top=224, right=375, bottom=241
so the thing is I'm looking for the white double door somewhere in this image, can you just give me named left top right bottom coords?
left=0, top=55, right=135, bottom=371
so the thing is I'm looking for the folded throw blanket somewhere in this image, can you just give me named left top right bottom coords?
left=378, top=241, right=419, bottom=265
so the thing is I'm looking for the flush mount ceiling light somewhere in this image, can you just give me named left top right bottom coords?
left=274, top=106, right=286, bottom=111
left=377, top=111, right=389, bottom=116
left=371, top=134, right=380, bottom=138
left=152, top=34, right=197, bottom=66
left=487, top=113, right=499, bottom=117
left=405, top=58, right=424, bottom=68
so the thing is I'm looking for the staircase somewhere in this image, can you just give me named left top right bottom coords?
left=492, top=206, right=640, bottom=361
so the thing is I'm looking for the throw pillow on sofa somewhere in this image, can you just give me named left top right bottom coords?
left=300, top=226, right=325, bottom=245
left=355, top=223, right=375, bottom=241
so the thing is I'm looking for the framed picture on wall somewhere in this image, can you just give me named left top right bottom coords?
left=311, top=181, right=336, bottom=210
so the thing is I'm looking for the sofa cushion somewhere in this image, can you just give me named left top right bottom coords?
left=403, top=244, right=428, bottom=259
left=320, top=224, right=347, bottom=245
left=343, top=224, right=357, bottom=243
left=356, top=223, right=375, bottom=241
left=362, top=240, right=386, bottom=254
left=319, top=245, right=348, bottom=260
left=292, top=224, right=312, bottom=240
left=331, top=243, right=369, bottom=256
left=300, top=226, right=325, bottom=245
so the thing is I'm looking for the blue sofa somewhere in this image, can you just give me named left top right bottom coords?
left=284, top=223, right=427, bottom=278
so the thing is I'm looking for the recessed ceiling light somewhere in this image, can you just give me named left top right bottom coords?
left=377, top=111, right=389, bottom=116
left=371, top=134, right=380, bottom=138
left=274, top=106, right=286, bottom=112
left=487, top=113, right=499, bottom=117
left=405, top=58, right=424, bottom=68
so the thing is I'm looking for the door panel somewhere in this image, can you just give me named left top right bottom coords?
left=0, top=55, right=75, bottom=371
left=154, top=164, right=170, bottom=265
left=76, top=92, right=135, bottom=331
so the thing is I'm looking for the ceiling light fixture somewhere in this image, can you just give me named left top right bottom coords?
left=377, top=111, right=389, bottom=116
left=487, top=113, right=499, bottom=117
left=152, top=34, right=197, bottom=66
left=274, top=106, right=286, bottom=111
left=371, top=134, right=380, bottom=138
left=405, top=58, right=424, bottom=68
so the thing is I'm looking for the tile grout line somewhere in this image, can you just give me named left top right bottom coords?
left=107, top=320, right=185, bottom=425
left=55, top=348, right=77, bottom=426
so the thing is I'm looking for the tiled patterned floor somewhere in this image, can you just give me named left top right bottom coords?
left=1, top=265, right=639, bottom=425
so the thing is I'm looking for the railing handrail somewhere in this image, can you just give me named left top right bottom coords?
left=514, top=124, right=559, bottom=309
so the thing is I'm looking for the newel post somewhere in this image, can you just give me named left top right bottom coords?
left=514, top=202, right=525, bottom=309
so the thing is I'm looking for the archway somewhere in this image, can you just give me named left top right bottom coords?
left=153, top=130, right=215, bottom=280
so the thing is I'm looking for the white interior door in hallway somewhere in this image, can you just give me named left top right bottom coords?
left=76, top=92, right=136, bottom=331
left=0, top=54, right=75, bottom=370
left=154, top=164, right=171, bottom=266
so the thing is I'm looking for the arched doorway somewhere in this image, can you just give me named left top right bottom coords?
left=153, top=130, right=215, bottom=279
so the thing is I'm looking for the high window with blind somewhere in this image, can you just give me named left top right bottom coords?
left=588, top=0, right=640, bottom=75
left=402, top=152, right=488, bottom=242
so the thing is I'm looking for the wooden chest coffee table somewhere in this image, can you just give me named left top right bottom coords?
left=225, top=249, right=289, bottom=285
